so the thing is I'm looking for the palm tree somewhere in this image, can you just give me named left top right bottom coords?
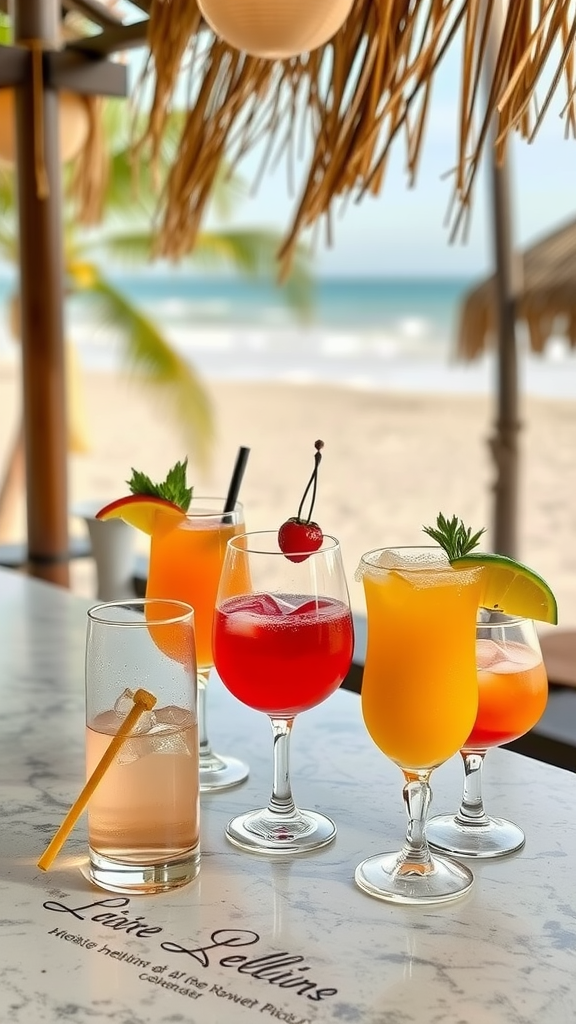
left=0, top=99, right=314, bottom=540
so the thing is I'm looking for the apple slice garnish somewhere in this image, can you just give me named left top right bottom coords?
left=95, top=494, right=186, bottom=535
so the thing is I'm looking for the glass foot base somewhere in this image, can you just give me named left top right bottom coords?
left=355, top=850, right=474, bottom=905
left=200, top=753, right=249, bottom=793
left=87, top=846, right=200, bottom=894
left=226, top=808, right=337, bottom=855
left=427, top=813, right=526, bottom=859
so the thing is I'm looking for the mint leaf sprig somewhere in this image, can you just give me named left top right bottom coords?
left=423, top=513, right=485, bottom=561
left=127, top=459, right=193, bottom=512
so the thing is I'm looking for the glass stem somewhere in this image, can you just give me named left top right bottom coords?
left=400, top=770, right=433, bottom=867
left=197, top=671, right=211, bottom=758
left=267, top=718, right=297, bottom=818
left=455, top=750, right=490, bottom=826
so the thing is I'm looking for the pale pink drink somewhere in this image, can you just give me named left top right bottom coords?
left=86, top=707, right=199, bottom=861
left=86, top=599, right=200, bottom=894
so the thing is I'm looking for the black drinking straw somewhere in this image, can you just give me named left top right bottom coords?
left=223, top=446, right=250, bottom=519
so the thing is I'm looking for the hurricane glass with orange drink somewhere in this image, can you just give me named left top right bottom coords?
left=355, top=544, right=484, bottom=904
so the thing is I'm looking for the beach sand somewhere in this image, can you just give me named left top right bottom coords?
left=1, top=365, right=574, bottom=627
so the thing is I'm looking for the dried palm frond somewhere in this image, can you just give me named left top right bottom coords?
left=132, top=0, right=576, bottom=275
left=67, top=95, right=110, bottom=225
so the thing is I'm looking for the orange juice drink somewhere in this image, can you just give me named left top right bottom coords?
left=146, top=504, right=243, bottom=672
left=360, top=550, right=483, bottom=770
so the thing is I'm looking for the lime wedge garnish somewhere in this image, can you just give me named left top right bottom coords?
left=451, top=552, right=558, bottom=625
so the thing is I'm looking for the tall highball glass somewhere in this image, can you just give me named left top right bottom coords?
left=146, top=496, right=249, bottom=791
left=427, top=613, right=548, bottom=858
left=213, top=531, right=354, bottom=854
left=86, top=598, right=200, bottom=894
left=355, top=546, right=483, bottom=904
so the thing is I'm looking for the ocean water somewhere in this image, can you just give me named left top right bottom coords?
left=1, top=272, right=575, bottom=397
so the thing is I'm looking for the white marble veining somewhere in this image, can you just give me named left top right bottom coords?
left=1, top=567, right=575, bottom=1024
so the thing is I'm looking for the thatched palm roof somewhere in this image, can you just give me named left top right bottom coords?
left=5, top=0, right=576, bottom=276
left=140, top=0, right=576, bottom=275
left=458, top=218, right=576, bottom=360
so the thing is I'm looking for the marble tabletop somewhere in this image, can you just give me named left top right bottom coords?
left=1, top=567, right=575, bottom=1024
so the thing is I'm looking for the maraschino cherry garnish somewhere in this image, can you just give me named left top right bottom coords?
left=278, top=440, right=325, bottom=562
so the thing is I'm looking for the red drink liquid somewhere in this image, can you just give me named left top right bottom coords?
left=213, top=593, right=354, bottom=716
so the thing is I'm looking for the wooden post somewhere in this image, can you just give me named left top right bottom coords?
left=485, top=0, right=521, bottom=558
left=489, top=158, right=521, bottom=558
left=13, top=0, right=70, bottom=586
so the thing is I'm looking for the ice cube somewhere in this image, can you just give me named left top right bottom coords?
left=113, top=687, right=135, bottom=717
left=116, top=723, right=192, bottom=762
left=131, top=710, right=156, bottom=734
left=476, top=638, right=503, bottom=669
left=112, top=688, right=156, bottom=734
left=378, top=548, right=449, bottom=570
left=92, top=709, right=121, bottom=735
left=154, top=705, right=190, bottom=728
left=149, top=724, right=190, bottom=755
left=237, top=594, right=286, bottom=616
left=289, top=598, right=332, bottom=615
left=489, top=646, right=539, bottom=674
left=116, top=740, right=139, bottom=765
left=355, top=547, right=449, bottom=581
left=228, top=593, right=287, bottom=636
left=274, top=596, right=302, bottom=613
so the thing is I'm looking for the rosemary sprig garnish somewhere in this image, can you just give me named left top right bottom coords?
left=423, top=513, right=485, bottom=561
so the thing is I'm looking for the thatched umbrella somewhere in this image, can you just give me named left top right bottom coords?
left=457, top=216, right=576, bottom=555
left=459, top=217, right=576, bottom=359
left=1, top=0, right=576, bottom=584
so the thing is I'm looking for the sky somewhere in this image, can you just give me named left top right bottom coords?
left=193, top=45, right=576, bottom=280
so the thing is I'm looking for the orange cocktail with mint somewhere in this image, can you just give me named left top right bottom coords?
left=96, top=460, right=249, bottom=793
left=146, top=501, right=243, bottom=672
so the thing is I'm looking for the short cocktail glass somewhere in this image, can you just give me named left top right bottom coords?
left=426, top=613, right=548, bottom=858
left=213, top=531, right=354, bottom=854
left=86, top=598, right=200, bottom=894
left=355, top=546, right=484, bottom=905
left=146, top=496, right=249, bottom=792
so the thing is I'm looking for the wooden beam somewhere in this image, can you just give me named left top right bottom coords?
left=68, top=19, right=147, bottom=55
left=62, top=0, right=123, bottom=29
left=0, top=46, right=127, bottom=96
left=47, top=48, right=127, bottom=96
